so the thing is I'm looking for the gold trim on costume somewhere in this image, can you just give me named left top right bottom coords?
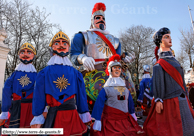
left=96, top=36, right=113, bottom=57
left=53, top=75, right=70, bottom=92
left=114, top=86, right=125, bottom=95
left=17, top=74, right=32, bottom=87
left=70, top=127, right=87, bottom=136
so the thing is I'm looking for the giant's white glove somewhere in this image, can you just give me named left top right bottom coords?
left=82, top=56, right=95, bottom=71
left=124, top=52, right=136, bottom=63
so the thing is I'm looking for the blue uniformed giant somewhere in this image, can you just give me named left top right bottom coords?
left=30, top=31, right=91, bottom=136
left=137, top=65, right=153, bottom=105
left=0, top=43, right=38, bottom=128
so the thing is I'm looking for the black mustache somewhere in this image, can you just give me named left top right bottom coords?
left=96, top=20, right=105, bottom=24
left=22, top=56, right=29, bottom=58
left=57, top=47, right=66, bottom=49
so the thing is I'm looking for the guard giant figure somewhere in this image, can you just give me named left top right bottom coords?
left=70, top=2, right=135, bottom=110
left=143, top=27, right=194, bottom=136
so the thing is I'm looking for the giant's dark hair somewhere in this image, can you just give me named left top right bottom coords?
left=153, top=27, right=170, bottom=47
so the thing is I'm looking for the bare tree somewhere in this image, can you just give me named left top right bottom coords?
left=179, top=27, right=194, bottom=68
left=119, top=25, right=155, bottom=84
left=176, top=48, right=189, bottom=71
left=1, top=0, right=60, bottom=78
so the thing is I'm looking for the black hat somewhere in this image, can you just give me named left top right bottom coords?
left=153, top=27, right=170, bottom=47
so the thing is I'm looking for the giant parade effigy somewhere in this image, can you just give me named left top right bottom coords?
left=143, top=27, right=194, bottom=136
left=70, top=2, right=136, bottom=110
left=30, top=31, right=91, bottom=135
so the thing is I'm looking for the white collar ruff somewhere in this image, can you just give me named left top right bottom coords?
left=142, top=73, right=151, bottom=79
left=88, top=29, right=109, bottom=35
left=104, top=77, right=125, bottom=87
left=15, top=63, right=36, bottom=72
left=47, top=55, right=73, bottom=66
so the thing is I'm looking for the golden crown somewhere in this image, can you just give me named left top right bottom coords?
left=49, top=31, right=70, bottom=47
left=19, top=43, right=36, bottom=55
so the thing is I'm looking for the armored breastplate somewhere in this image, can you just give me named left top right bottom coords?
left=81, top=31, right=120, bottom=60
left=104, top=86, right=129, bottom=113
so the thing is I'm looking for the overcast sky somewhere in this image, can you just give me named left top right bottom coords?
left=28, top=0, right=194, bottom=54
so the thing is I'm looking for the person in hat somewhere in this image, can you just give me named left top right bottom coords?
left=0, top=43, right=43, bottom=128
left=143, top=27, right=194, bottom=136
left=70, top=2, right=135, bottom=111
left=30, top=31, right=91, bottom=136
left=137, top=65, right=153, bottom=115
left=90, top=54, right=144, bottom=136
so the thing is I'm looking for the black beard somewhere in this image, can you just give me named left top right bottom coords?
left=20, top=59, right=33, bottom=64
left=53, top=50, right=69, bottom=57
left=99, top=24, right=105, bottom=30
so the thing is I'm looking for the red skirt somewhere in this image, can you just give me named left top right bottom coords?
left=143, top=97, right=194, bottom=136
left=53, top=109, right=87, bottom=136
left=4, top=93, right=34, bottom=128
left=90, top=105, right=145, bottom=136
left=4, top=102, right=33, bottom=128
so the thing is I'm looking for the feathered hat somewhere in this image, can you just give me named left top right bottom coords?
left=105, top=54, right=121, bottom=76
left=18, top=43, right=36, bottom=55
left=49, top=31, right=70, bottom=47
left=91, top=3, right=106, bottom=28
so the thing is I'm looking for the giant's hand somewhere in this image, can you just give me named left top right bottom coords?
left=82, top=56, right=95, bottom=71
left=0, top=119, right=6, bottom=126
left=31, top=124, right=42, bottom=128
left=124, top=52, right=136, bottom=63
left=156, top=101, right=163, bottom=114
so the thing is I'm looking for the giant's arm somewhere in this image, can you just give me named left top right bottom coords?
left=76, top=72, right=91, bottom=123
left=128, top=92, right=137, bottom=121
left=149, top=77, right=154, bottom=97
left=116, top=42, right=121, bottom=55
left=70, top=33, right=85, bottom=66
left=0, top=73, right=15, bottom=119
left=92, top=88, right=107, bottom=131
left=30, top=70, right=46, bottom=126
left=137, top=80, right=144, bottom=102
left=153, top=65, right=165, bottom=102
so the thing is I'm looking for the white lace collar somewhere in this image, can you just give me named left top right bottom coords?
left=15, top=63, right=36, bottom=72
left=104, top=77, right=125, bottom=87
left=142, top=73, right=151, bottom=79
left=88, top=28, right=109, bottom=35
left=47, top=55, right=73, bottom=66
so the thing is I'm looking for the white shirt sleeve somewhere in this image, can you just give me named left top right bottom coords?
left=93, top=120, right=102, bottom=131
left=79, top=112, right=91, bottom=123
left=30, top=114, right=45, bottom=126
left=0, top=112, right=9, bottom=119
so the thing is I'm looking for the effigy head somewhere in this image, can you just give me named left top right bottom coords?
left=105, top=54, right=122, bottom=77
left=153, top=27, right=171, bottom=47
left=91, top=2, right=106, bottom=30
left=18, top=43, right=36, bottom=64
left=49, top=31, right=70, bottom=57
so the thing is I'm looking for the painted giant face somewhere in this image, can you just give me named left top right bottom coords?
left=52, top=38, right=70, bottom=57
left=161, top=34, right=172, bottom=48
left=111, top=65, right=122, bottom=77
left=93, top=15, right=106, bottom=30
left=19, top=49, right=35, bottom=64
